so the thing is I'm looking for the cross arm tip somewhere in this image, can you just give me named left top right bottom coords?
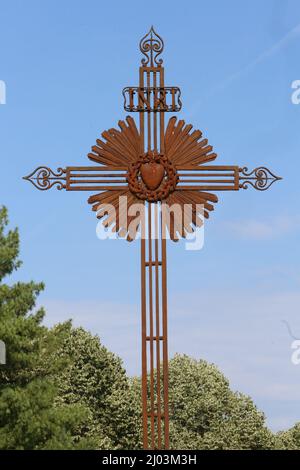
left=22, top=166, right=66, bottom=191
left=239, top=166, right=282, bottom=191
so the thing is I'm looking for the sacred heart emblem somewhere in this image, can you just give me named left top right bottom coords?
left=140, top=162, right=165, bottom=190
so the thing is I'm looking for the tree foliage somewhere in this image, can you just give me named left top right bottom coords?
left=167, top=354, right=274, bottom=449
left=275, top=423, right=300, bottom=450
left=52, top=324, right=141, bottom=449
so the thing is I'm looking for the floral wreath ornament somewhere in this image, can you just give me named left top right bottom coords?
left=127, top=151, right=178, bottom=202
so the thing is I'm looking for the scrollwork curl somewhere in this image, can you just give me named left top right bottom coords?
left=239, top=166, right=282, bottom=191
left=139, top=26, right=164, bottom=67
left=23, top=166, right=66, bottom=191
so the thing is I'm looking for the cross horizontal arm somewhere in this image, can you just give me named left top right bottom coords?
left=23, top=164, right=281, bottom=193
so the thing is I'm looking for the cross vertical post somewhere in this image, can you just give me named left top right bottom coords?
left=137, top=28, right=170, bottom=449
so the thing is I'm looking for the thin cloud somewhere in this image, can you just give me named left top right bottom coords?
left=223, top=215, right=300, bottom=240
left=188, top=22, right=300, bottom=116
left=220, top=22, right=300, bottom=87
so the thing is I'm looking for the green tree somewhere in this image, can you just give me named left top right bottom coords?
left=275, top=423, right=300, bottom=450
left=168, top=355, right=274, bottom=449
left=0, top=207, right=93, bottom=449
left=131, top=354, right=275, bottom=450
left=53, top=324, right=141, bottom=449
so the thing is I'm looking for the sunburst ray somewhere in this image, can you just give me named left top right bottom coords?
left=165, top=116, right=217, bottom=166
left=86, top=115, right=221, bottom=242
left=88, top=116, right=140, bottom=167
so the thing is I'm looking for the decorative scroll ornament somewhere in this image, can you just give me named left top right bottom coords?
left=139, top=26, right=164, bottom=67
left=239, top=167, right=282, bottom=191
left=23, top=166, right=66, bottom=190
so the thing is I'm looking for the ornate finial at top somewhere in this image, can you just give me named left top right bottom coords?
left=139, top=26, right=164, bottom=67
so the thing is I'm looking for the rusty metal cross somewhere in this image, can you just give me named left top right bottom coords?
left=24, top=27, right=281, bottom=450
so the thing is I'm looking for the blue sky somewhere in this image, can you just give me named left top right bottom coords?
left=1, top=0, right=300, bottom=432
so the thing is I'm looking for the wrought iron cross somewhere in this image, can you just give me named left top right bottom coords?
left=24, top=27, right=281, bottom=450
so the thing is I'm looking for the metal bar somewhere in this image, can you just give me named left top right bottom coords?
left=69, top=179, right=126, bottom=184
left=177, top=165, right=239, bottom=171
left=178, top=185, right=238, bottom=191
left=240, top=177, right=278, bottom=181
left=147, top=70, right=151, bottom=152
left=68, top=173, right=127, bottom=178
left=148, top=204, right=155, bottom=449
left=145, top=261, right=162, bottom=267
left=139, top=65, right=148, bottom=450
left=161, top=210, right=169, bottom=449
left=153, top=70, right=164, bottom=449
left=178, top=179, right=235, bottom=184
left=178, top=173, right=234, bottom=177
left=146, top=335, right=164, bottom=341
left=153, top=71, right=158, bottom=151
left=159, top=65, right=168, bottom=450
left=139, top=67, right=145, bottom=154
left=66, top=166, right=126, bottom=171
left=153, top=67, right=162, bottom=449
left=160, top=68, right=165, bottom=154
left=141, top=235, right=148, bottom=450
left=29, top=177, right=67, bottom=181
left=154, top=203, right=162, bottom=449
left=66, top=186, right=128, bottom=191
